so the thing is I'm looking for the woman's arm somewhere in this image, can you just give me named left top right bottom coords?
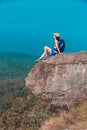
left=55, top=40, right=61, bottom=54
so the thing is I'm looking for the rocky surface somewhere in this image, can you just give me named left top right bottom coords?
left=25, top=52, right=87, bottom=108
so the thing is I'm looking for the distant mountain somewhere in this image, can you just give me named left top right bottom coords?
left=0, top=52, right=37, bottom=78
left=0, top=52, right=37, bottom=61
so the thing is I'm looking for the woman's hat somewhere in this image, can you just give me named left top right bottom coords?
left=54, top=33, right=60, bottom=38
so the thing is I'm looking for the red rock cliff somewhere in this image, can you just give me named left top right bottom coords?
left=25, top=52, right=87, bottom=108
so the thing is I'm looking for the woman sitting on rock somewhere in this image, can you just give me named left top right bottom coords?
left=36, top=33, right=65, bottom=62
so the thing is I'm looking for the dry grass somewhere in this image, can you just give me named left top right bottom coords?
left=39, top=101, right=87, bottom=130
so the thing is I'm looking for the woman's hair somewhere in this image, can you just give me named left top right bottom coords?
left=56, top=37, right=60, bottom=41
left=54, top=33, right=60, bottom=41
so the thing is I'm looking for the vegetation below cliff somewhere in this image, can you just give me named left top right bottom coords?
left=0, top=52, right=36, bottom=113
left=40, top=101, right=87, bottom=130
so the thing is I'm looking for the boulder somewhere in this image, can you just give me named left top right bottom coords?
left=25, top=52, right=87, bottom=108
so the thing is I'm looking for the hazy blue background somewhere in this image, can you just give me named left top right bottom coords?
left=0, top=0, right=87, bottom=56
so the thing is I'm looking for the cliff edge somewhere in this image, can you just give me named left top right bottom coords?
left=25, top=52, right=87, bottom=108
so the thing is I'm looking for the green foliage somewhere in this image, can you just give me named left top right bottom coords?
left=0, top=97, right=53, bottom=130
left=0, top=52, right=36, bottom=114
left=0, top=78, right=33, bottom=114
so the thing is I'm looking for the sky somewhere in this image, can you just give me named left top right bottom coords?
left=0, top=0, right=87, bottom=56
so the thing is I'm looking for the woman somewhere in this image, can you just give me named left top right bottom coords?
left=36, top=33, right=65, bottom=62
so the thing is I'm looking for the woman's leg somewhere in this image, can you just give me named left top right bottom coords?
left=44, top=46, right=52, bottom=56
left=36, top=46, right=52, bottom=61
left=39, top=46, right=51, bottom=59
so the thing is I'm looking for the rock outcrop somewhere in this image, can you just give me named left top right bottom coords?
left=25, top=52, right=87, bottom=108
